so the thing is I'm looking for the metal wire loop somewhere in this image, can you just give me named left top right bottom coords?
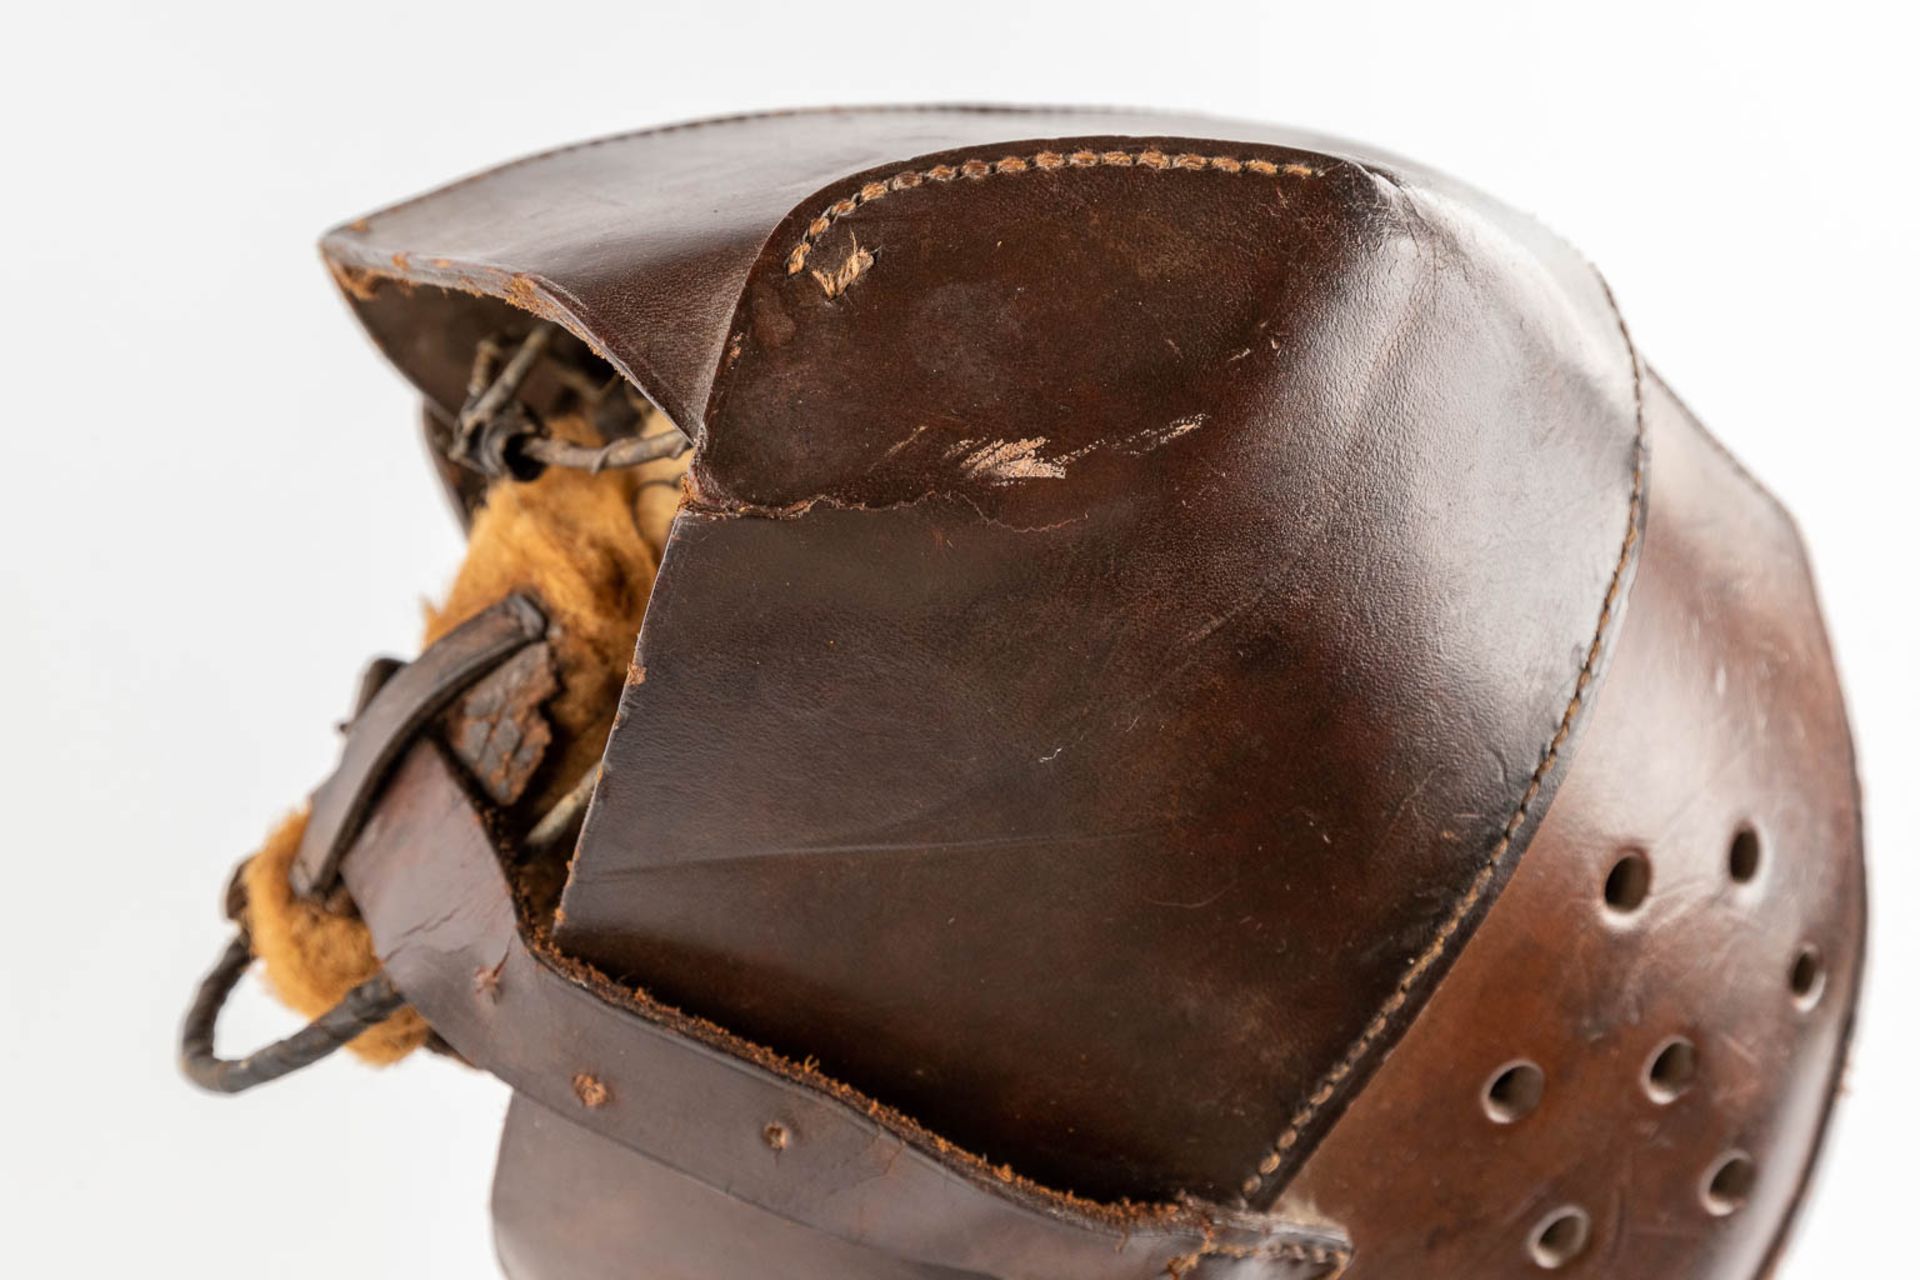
left=179, top=930, right=405, bottom=1095
left=448, top=323, right=691, bottom=480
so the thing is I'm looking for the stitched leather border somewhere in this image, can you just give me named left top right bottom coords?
left=1240, top=296, right=1647, bottom=1196
left=725, top=153, right=1652, bottom=1203
left=781, top=146, right=1322, bottom=280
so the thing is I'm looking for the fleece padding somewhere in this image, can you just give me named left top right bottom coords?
left=423, top=415, right=668, bottom=811
left=242, top=808, right=431, bottom=1064
left=242, top=409, right=686, bottom=1064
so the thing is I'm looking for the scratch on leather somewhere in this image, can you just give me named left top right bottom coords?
left=785, top=149, right=1321, bottom=277
left=680, top=485, right=1086, bottom=539
left=1162, top=1228, right=1352, bottom=1279
left=957, top=437, right=1065, bottom=483
left=925, top=416, right=1210, bottom=487
left=1121, top=414, right=1208, bottom=454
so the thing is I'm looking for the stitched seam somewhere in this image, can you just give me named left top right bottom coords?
left=1238, top=281, right=1649, bottom=1202
left=783, top=148, right=1323, bottom=277
left=780, top=148, right=1648, bottom=1207
left=341, top=105, right=1165, bottom=231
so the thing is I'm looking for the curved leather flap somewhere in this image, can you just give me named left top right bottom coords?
left=558, top=125, right=1645, bottom=1202
left=320, top=107, right=1454, bottom=434
left=341, top=741, right=1351, bottom=1280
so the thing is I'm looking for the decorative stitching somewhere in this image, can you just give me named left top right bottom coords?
left=784, top=149, right=1321, bottom=277
left=336, top=105, right=1185, bottom=233
left=1238, top=286, right=1649, bottom=1202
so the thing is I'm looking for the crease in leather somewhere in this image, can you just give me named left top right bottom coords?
left=1237, top=273, right=1650, bottom=1200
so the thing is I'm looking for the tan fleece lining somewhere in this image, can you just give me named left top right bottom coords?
left=242, top=408, right=684, bottom=1064
left=241, top=809, right=430, bottom=1062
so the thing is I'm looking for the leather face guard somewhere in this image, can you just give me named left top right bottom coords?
left=181, top=107, right=1865, bottom=1280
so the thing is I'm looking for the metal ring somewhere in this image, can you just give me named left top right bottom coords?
left=179, top=930, right=406, bottom=1095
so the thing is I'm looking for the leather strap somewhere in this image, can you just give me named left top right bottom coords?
left=340, top=741, right=1351, bottom=1280
left=291, top=594, right=546, bottom=896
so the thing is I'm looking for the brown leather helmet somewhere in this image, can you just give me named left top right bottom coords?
left=182, top=107, right=1864, bottom=1279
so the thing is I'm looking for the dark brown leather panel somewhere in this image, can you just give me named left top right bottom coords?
left=494, top=1095, right=1333, bottom=1280
left=545, top=123, right=1645, bottom=1203
left=343, top=741, right=1350, bottom=1280
left=493, top=1096, right=981, bottom=1280
left=324, top=108, right=1391, bottom=433
left=1278, top=374, right=1865, bottom=1276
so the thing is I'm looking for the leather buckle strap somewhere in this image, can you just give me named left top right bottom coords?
left=178, top=593, right=548, bottom=1095
left=290, top=593, right=547, bottom=898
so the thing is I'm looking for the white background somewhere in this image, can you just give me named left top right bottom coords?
left=3, top=2, right=1913, bottom=1275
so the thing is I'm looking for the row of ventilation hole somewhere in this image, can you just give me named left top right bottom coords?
left=1477, top=826, right=1827, bottom=1270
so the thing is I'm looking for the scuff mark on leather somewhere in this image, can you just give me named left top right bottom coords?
left=811, top=235, right=874, bottom=299
left=957, top=436, right=1066, bottom=483
left=680, top=485, right=1090, bottom=536
left=327, top=260, right=384, bottom=301
left=883, top=413, right=1211, bottom=488
left=1119, top=413, right=1208, bottom=455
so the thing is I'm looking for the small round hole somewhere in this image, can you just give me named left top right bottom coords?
left=1644, top=1036, right=1698, bottom=1104
left=1728, top=826, right=1762, bottom=884
left=1789, top=944, right=1827, bottom=1009
left=1529, top=1206, right=1591, bottom=1269
left=1603, top=849, right=1652, bottom=913
left=1483, top=1061, right=1546, bottom=1124
left=1702, top=1151, right=1757, bottom=1216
